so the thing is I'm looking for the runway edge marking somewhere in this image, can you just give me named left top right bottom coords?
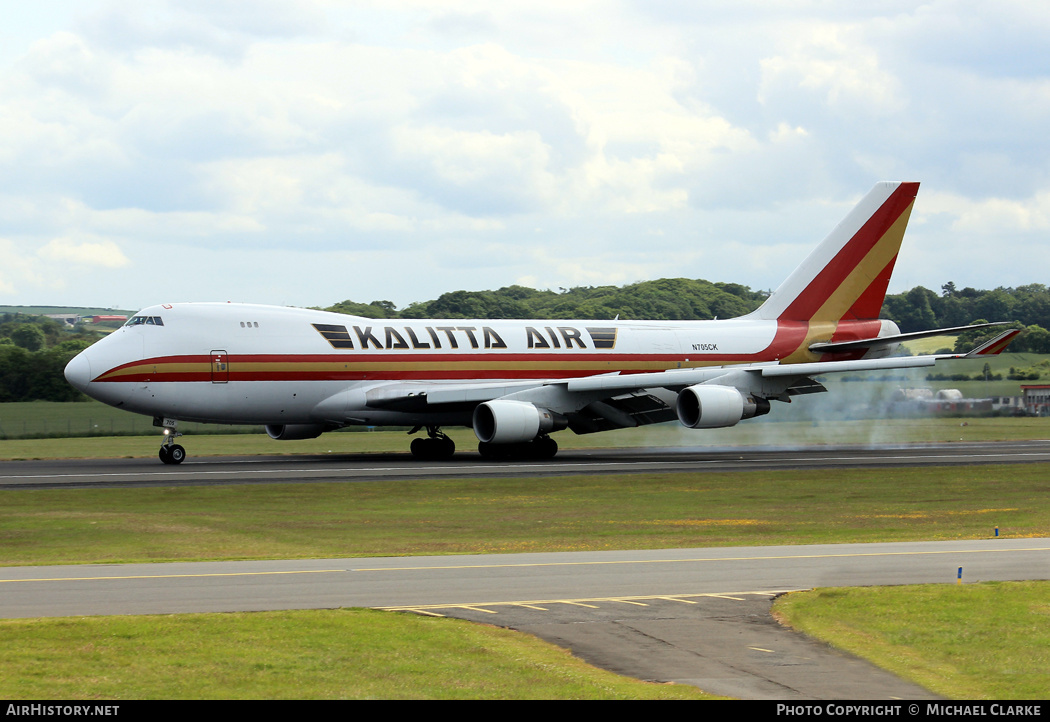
left=375, top=590, right=796, bottom=616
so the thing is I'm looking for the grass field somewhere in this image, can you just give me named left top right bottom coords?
left=775, top=582, right=1050, bottom=700
left=3, top=464, right=1048, bottom=565
left=0, top=609, right=713, bottom=700
left=2, top=414, right=1049, bottom=461
left=0, top=400, right=261, bottom=439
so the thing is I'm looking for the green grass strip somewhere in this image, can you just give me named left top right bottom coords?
left=2, top=465, right=1048, bottom=566
left=775, top=581, right=1050, bottom=700
left=3, top=415, right=1050, bottom=459
left=0, top=608, right=713, bottom=700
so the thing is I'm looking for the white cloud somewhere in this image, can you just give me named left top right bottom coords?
left=0, top=235, right=130, bottom=298
left=0, top=240, right=36, bottom=294
left=918, top=189, right=1050, bottom=233
left=757, top=22, right=904, bottom=116
left=954, top=196, right=1050, bottom=234
left=0, top=1, right=1047, bottom=307
left=38, top=236, right=131, bottom=268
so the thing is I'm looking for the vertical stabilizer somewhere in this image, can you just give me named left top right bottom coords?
left=749, top=182, right=919, bottom=323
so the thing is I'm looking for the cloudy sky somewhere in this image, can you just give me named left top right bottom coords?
left=2, top=1, right=1048, bottom=312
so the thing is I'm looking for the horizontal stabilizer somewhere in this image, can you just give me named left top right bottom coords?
left=961, top=328, right=1022, bottom=357
left=809, top=322, right=1009, bottom=354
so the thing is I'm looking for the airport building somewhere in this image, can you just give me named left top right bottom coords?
left=1021, top=384, right=1050, bottom=416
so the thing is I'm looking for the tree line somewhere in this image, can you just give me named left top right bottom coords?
left=326, top=279, right=768, bottom=322
left=881, top=283, right=1050, bottom=353
left=0, top=314, right=95, bottom=402
left=326, top=280, right=1050, bottom=353
left=2, top=281, right=1049, bottom=402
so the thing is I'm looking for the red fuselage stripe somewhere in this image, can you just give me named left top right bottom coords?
left=91, top=320, right=891, bottom=383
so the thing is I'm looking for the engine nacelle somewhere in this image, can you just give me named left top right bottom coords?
left=473, top=400, right=567, bottom=444
left=675, top=384, right=770, bottom=429
left=265, top=424, right=328, bottom=441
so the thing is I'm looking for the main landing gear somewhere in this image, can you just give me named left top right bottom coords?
left=407, top=426, right=562, bottom=459
left=407, top=427, right=561, bottom=460
left=158, top=429, right=186, bottom=465
left=477, top=434, right=558, bottom=460
left=409, top=426, right=456, bottom=460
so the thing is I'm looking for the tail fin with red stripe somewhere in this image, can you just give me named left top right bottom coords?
left=748, top=182, right=920, bottom=323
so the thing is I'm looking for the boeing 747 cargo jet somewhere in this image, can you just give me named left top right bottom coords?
left=64, top=182, right=1018, bottom=464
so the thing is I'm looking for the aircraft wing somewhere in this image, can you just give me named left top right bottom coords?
left=357, top=327, right=1022, bottom=431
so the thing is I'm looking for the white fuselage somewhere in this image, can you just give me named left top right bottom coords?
left=66, top=301, right=869, bottom=429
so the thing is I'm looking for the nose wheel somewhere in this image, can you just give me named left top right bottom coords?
left=159, top=444, right=186, bottom=464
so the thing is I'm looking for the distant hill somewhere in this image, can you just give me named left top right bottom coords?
left=323, top=281, right=1050, bottom=353
left=0, top=306, right=136, bottom=317
left=325, top=279, right=769, bottom=321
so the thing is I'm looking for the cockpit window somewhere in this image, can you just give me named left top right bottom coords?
left=125, top=316, right=164, bottom=326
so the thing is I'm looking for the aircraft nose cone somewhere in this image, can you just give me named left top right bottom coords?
left=64, top=351, right=92, bottom=392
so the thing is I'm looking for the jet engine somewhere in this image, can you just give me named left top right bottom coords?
left=473, top=400, right=568, bottom=444
left=675, top=385, right=770, bottom=429
left=265, top=424, right=328, bottom=441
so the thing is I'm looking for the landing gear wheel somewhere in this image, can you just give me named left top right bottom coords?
left=157, top=423, right=186, bottom=465
left=410, top=428, right=456, bottom=460
left=169, top=444, right=186, bottom=464
left=534, top=435, right=558, bottom=459
left=410, top=437, right=426, bottom=457
left=159, top=443, right=186, bottom=465
left=478, top=436, right=559, bottom=460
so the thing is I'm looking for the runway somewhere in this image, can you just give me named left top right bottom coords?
left=3, top=441, right=1049, bottom=698
left=3, top=439, right=1050, bottom=490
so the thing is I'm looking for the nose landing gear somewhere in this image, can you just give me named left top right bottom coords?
left=158, top=427, right=186, bottom=465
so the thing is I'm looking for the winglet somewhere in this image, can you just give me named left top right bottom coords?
left=964, top=328, right=1022, bottom=357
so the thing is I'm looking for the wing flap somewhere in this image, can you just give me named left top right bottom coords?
left=570, top=392, right=679, bottom=434
left=564, top=366, right=756, bottom=393
left=760, top=355, right=938, bottom=378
